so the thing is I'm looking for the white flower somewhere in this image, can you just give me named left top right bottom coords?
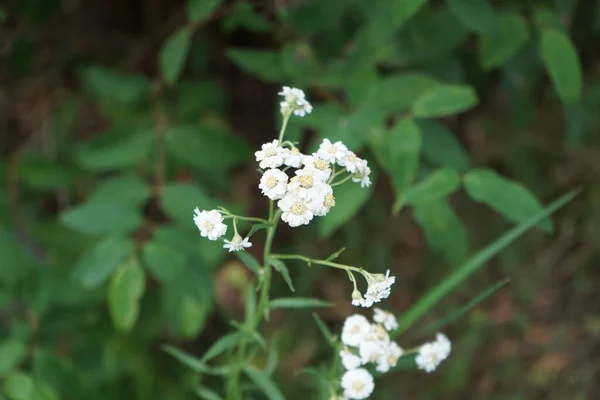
left=340, top=315, right=370, bottom=347
left=193, top=208, right=227, bottom=240
left=302, top=153, right=332, bottom=181
left=358, top=340, right=387, bottom=365
left=288, top=168, right=325, bottom=199
left=279, top=86, right=312, bottom=117
left=259, top=168, right=288, bottom=200
left=282, top=147, right=304, bottom=168
left=223, top=234, right=252, bottom=252
left=278, top=191, right=316, bottom=227
left=317, top=138, right=348, bottom=164
left=352, top=160, right=371, bottom=188
left=351, top=289, right=365, bottom=307
left=364, top=270, right=395, bottom=305
left=415, top=333, right=451, bottom=373
left=341, top=368, right=374, bottom=400
left=338, top=151, right=363, bottom=174
left=373, top=308, right=398, bottom=331
left=376, top=342, right=403, bottom=373
left=313, top=183, right=335, bottom=217
left=363, top=323, right=390, bottom=345
left=340, top=348, right=362, bottom=370
left=255, top=140, right=285, bottom=169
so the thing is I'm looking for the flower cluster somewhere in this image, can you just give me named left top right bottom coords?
left=338, top=310, right=402, bottom=399
left=351, top=270, right=395, bottom=308
left=338, top=310, right=451, bottom=399
left=193, top=208, right=252, bottom=252
left=256, top=138, right=371, bottom=229
left=279, top=86, right=313, bottom=117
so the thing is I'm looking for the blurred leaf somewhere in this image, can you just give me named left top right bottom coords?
left=160, top=183, right=219, bottom=227
left=2, top=372, right=58, bottom=400
left=479, top=12, right=529, bottom=69
left=222, top=1, right=271, bottom=33
left=394, top=190, right=577, bottom=334
left=540, top=28, right=583, bottom=104
left=412, top=84, right=478, bottom=118
left=270, top=298, right=333, bottom=309
left=163, top=345, right=212, bottom=374
left=227, top=48, right=286, bottom=82
left=418, top=120, right=470, bottom=172
left=318, top=170, right=376, bottom=237
left=60, top=201, right=142, bottom=235
left=164, top=289, right=212, bottom=339
left=186, top=0, right=222, bottom=22
left=393, top=0, right=428, bottom=25
left=269, top=259, right=295, bottom=292
left=0, top=225, right=37, bottom=286
left=177, top=80, right=227, bottom=119
left=142, top=240, right=187, bottom=282
left=72, top=236, right=133, bottom=288
left=201, top=332, right=245, bottom=362
left=108, top=260, right=145, bottom=333
left=75, top=131, right=153, bottom=171
left=394, top=168, right=460, bottom=212
left=464, top=168, right=553, bottom=232
left=243, top=366, right=285, bottom=400
left=312, top=312, right=335, bottom=345
left=166, top=124, right=251, bottom=170
left=236, top=251, right=262, bottom=276
left=80, top=66, right=150, bottom=103
left=89, top=175, right=151, bottom=207
left=160, top=27, right=192, bottom=84
left=413, top=199, right=468, bottom=264
left=17, top=157, right=78, bottom=191
left=195, top=386, right=223, bottom=400
left=0, top=340, right=27, bottom=375
left=447, top=0, right=497, bottom=35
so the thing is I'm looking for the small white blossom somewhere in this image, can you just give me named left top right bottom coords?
left=341, top=368, right=374, bottom=400
left=193, top=208, right=227, bottom=240
left=351, top=289, right=364, bottom=307
left=278, top=191, right=316, bottom=227
left=416, top=333, right=451, bottom=373
left=338, top=151, right=363, bottom=174
left=317, top=138, right=348, bottom=164
left=358, top=340, right=387, bottom=365
left=259, top=168, right=288, bottom=200
left=288, top=168, right=325, bottom=199
left=279, top=86, right=312, bottom=117
left=373, top=308, right=398, bottom=331
left=340, top=315, right=370, bottom=347
left=352, top=160, right=371, bottom=188
left=363, top=323, right=390, bottom=345
left=282, top=147, right=304, bottom=168
left=223, top=234, right=252, bottom=252
left=340, top=348, right=362, bottom=370
left=255, top=140, right=285, bottom=169
left=376, top=342, right=403, bottom=373
left=364, top=270, right=395, bottom=305
left=302, top=153, right=332, bottom=181
left=313, top=183, right=335, bottom=217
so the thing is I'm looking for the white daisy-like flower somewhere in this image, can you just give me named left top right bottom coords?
left=364, top=270, right=395, bottom=305
left=302, top=153, right=332, bottom=181
left=317, top=138, right=348, bottom=164
left=282, top=147, right=304, bottom=168
left=340, top=315, right=371, bottom=347
left=223, top=234, right=252, bottom=252
left=338, top=151, right=363, bottom=174
left=279, top=86, right=312, bottom=117
left=255, top=140, right=285, bottom=169
left=364, top=323, right=390, bottom=344
left=352, top=160, right=371, bottom=188
left=341, top=368, right=374, bottom=400
left=415, top=333, right=451, bottom=373
left=373, top=308, right=398, bottom=332
left=259, top=168, right=288, bottom=200
left=340, top=348, right=362, bottom=370
left=277, top=191, right=316, bottom=227
left=376, top=342, right=403, bottom=373
left=193, top=208, right=227, bottom=240
left=358, top=340, right=387, bottom=365
left=288, top=168, right=325, bottom=199
left=313, top=183, right=335, bottom=217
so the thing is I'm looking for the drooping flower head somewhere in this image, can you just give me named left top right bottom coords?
left=223, top=234, right=252, bottom=252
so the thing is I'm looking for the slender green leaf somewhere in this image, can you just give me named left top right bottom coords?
left=270, top=297, right=333, bottom=309
left=195, top=386, right=223, bottom=400
left=160, top=27, right=192, bottom=84
left=108, top=260, right=145, bottom=333
left=464, top=168, right=553, bottom=232
left=312, top=312, right=335, bottom=345
left=412, top=84, right=478, bottom=118
left=236, top=251, right=261, bottom=276
left=72, top=236, right=133, bottom=288
left=540, top=28, right=583, bottom=104
left=243, top=366, right=285, bottom=400
left=163, top=345, right=212, bottom=374
left=394, top=190, right=577, bottom=335
left=269, top=259, right=295, bottom=292
left=202, top=332, right=245, bottom=363
left=479, top=12, right=529, bottom=69
left=186, top=0, right=222, bottom=22
left=394, top=168, right=460, bottom=212
left=448, top=0, right=497, bottom=35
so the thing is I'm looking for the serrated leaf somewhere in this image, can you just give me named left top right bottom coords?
left=160, top=183, right=219, bottom=227
left=413, top=199, right=468, bottom=263
left=227, top=48, right=286, bottom=82
left=186, top=0, right=222, bottom=22
left=243, top=366, right=285, bottom=400
left=394, top=168, right=460, bottom=212
left=60, top=201, right=142, bottom=235
left=80, top=66, right=150, bottom=103
left=270, top=298, right=333, bottom=309
left=412, top=84, right=478, bottom=118
left=269, top=259, right=295, bottom=292
left=448, top=0, right=497, bottom=35
left=89, top=175, right=150, bottom=206
left=418, top=120, right=470, bottom=172
left=479, top=12, right=529, bottom=69
left=72, top=236, right=133, bottom=288
left=540, top=28, right=583, bottom=104
left=201, top=332, right=245, bottom=363
left=0, top=340, right=27, bottom=374
left=75, top=131, right=154, bottom=171
left=142, top=240, right=187, bottom=282
left=163, top=345, right=212, bottom=374
left=108, top=260, right=145, bottom=333
left=317, top=169, right=376, bottom=237
left=464, top=169, right=553, bottom=232
left=160, top=27, right=192, bottom=84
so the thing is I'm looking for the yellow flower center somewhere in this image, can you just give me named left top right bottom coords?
left=299, top=175, right=313, bottom=188
left=314, top=159, right=328, bottom=170
left=324, top=194, right=335, bottom=208
left=348, top=153, right=357, bottom=162
left=291, top=203, right=306, bottom=215
left=266, top=176, right=278, bottom=188
left=202, top=221, right=214, bottom=231
left=264, top=146, right=276, bottom=157
left=351, top=381, right=365, bottom=391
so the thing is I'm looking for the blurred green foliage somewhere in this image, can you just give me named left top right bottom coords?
left=0, top=0, right=597, bottom=399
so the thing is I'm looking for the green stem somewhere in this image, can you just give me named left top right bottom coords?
left=271, top=254, right=365, bottom=275
left=277, top=113, right=291, bottom=143
left=331, top=174, right=353, bottom=187
left=224, top=215, right=269, bottom=224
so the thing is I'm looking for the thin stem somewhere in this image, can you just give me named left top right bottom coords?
left=277, top=113, right=291, bottom=143
left=331, top=174, right=353, bottom=187
left=223, top=215, right=269, bottom=224
left=271, top=254, right=365, bottom=275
